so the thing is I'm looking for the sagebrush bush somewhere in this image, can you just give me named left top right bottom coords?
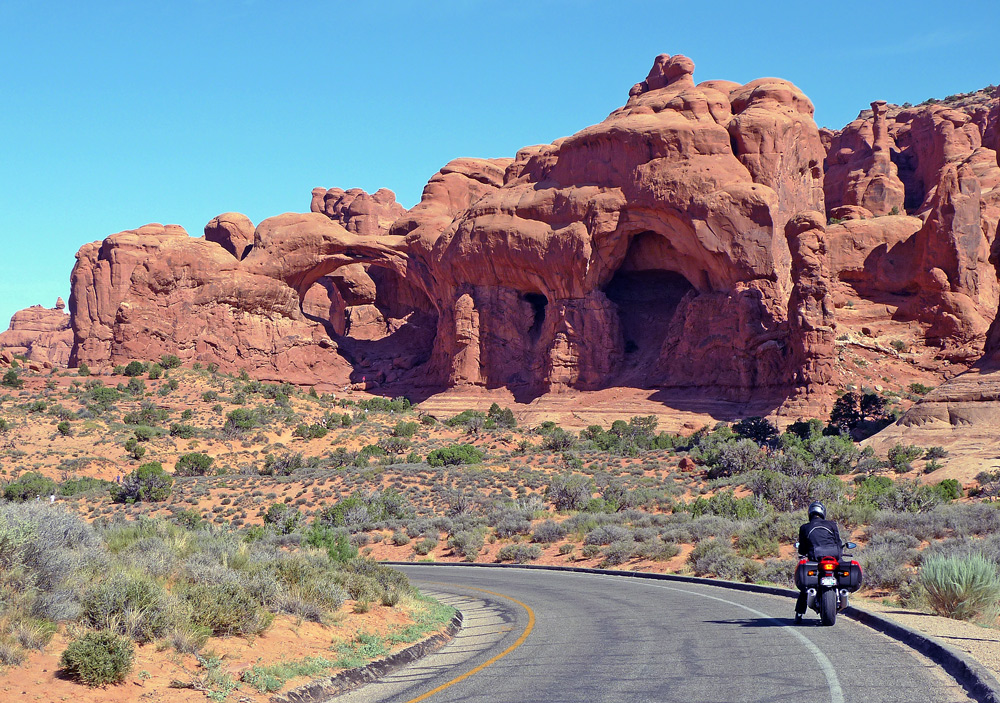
left=497, top=544, right=542, bottom=563
left=186, top=582, right=274, bottom=636
left=857, top=531, right=919, bottom=590
left=584, top=525, right=632, bottom=546
left=82, top=572, right=173, bottom=643
left=688, top=538, right=747, bottom=580
left=59, top=630, right=134, bottom=686
left=447, top=530, right=484, bottom=560
left=919, top=554, right=1000, bottom=621
left=531, top=520, right=567, bottom=544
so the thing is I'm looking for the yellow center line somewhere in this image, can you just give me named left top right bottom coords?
left=403, top=585, right=536, bottom=703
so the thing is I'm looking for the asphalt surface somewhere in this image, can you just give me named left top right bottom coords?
left=335, top=565, right=972, bottom=703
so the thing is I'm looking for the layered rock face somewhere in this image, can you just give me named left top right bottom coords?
left=0, top=299, right=72, bottom=366
left=50, top=56, right=1000, bottom=410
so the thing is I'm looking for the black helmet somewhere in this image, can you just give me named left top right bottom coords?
left=808, top=501, right=826, bottom=520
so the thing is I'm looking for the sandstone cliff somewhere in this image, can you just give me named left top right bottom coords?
left=7, top=55, right=991, bottom=418
left=0, top=298, right=72, bottom=366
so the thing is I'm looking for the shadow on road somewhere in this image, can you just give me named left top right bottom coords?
left=706, top=617, right=814, bottom=628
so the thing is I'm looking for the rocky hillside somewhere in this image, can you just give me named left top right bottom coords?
left=5, top=54, right=999, bottom=423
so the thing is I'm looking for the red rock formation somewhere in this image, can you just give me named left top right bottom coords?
left=61, top=57, right=1000, bottom=413
left=205, top=213, right=255, bottom=260
left=311, top=187, right=407, bottom=237
left=0, top=299, right=72, bottom=366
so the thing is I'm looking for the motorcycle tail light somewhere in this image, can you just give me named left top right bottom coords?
left=822, top=562, right=835, bottom=571
left=807, top=570, right=816, bottom=576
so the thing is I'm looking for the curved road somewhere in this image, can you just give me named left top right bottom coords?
left=336, top=565, right=972, bottom=703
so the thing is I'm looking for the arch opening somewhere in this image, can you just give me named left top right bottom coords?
left=602, top=231, right=696, bottom=381
left=301, top=263, right=437, bottom=381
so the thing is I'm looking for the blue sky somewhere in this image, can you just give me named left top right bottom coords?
left=1, top=0, right=997, bottom=328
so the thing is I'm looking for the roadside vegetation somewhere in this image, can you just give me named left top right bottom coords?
left=0, top=358, right=998, bottom=696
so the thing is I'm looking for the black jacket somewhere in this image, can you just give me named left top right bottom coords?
left=798, top=517, right=842, bottom=560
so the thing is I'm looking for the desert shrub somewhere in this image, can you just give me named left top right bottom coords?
left=584, top=524, right=632, bottom=546
left=734, top=529, right=780, bottom=559
left=58, top=476, right=113, bottom=497
left=391, top=531, right=410, bottom=546
left=263, top=504, right=301, bottom=534
left=545, top=474, right=593, bottom=511
left=857, top=531, right=919, bottom=590
left=147, top=363, right=163, bottom=380
left=732, top=416, right=779, bottom=445
left=930, top=479, right=962, bottom=501
left=413, top=538, right=437, bottom=556
left=828, top=391, right=893, bottom=438
left=57, top=420, right=72, bottom=436
left=688, top=539, right=746, bottom=580
left=224, top=408, right=257, bottom=436
left=887, top=444, right=923, bottom=473
left=378, top=436, right=411, bottom=454
left=705, top=439, right=768, bottom=479
left=745, top=470, right=845, bottom=512
left=3, top=471, right=58, bottom=502
left=125, top=377, right=146, bottom=396
left=427, top=444, right=483, bottom=467
left=487, top=403, right=516, bottom=429
left=261, top=452, right=306, bottom=476
left=755, top=558, right=797, bottom=587
left=531, top=520, right=567, bottom=543
left=2, top=369, right=24, bottom=388
left=293, top=423, right=328, bottom=440
left=446, top=409, right=486, bottom=432
left=919, top=554, right=1000, bottom=621
left=169, top=423, right=196, bottom=438
left=160, top=354, right=181, bottom=369
left=186, top=582, right=274, bottom=636
left=601, top=540, right=635, bottom=566
left=392, top=421, right=419, bottom=438
left=174, top=452, right=214, bottom=477
left=122, top=361, right=146, bottom=377
left=77, top=362, right=90, bottom=376
left=540, top=427, right=577, bottom=451
left=447, top=530, right=485, bottom=560
left=82, top=572, right=173, bottom=643
left=112, top=462, right=173, bottom=503
left=496, top=544, right=542, bottom=563
left=59, top=631, right=134, bottom=686
left=680, top=490, right=761, bottom=521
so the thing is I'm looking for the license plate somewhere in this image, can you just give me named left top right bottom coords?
left=820, top=577, right=837, bottom=587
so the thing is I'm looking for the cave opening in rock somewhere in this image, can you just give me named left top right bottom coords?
left=603, top=232, right=696, bottom=380
left=302, top=264, right=438, bottom=380
left=524, top=292, right=548, bottom=338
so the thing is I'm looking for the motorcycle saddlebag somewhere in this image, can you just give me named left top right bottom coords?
left=836, top=559, right=863, bottom=592
left=795, top=561, right=819, bottom=589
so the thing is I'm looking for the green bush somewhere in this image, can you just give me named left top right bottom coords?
left=77, top=362, right=91, bottom=376
left=160, top=354, right=182, bottom=369
left=920, top=554, right=1000, bottom=621
left=83, top=572, right=173, bottom=642
left=112, top=462, right=174, bottom=503
left=186, top=582, right=273, bottom=636
left=888, top=443, right=923, bottom=473
left=169, top=423, right=196, bottom=438
left=392, top=421, right=419, bottom=438
left=174, top=452, right=214, bottom=476
left=263, top=503, right=301, bottom=534
left=545, top=474, right=593, bottom=511
left=496, top=544, right=542, bottom=564
left=427, top=444, right=484, bottom=467
left=3, top=471, right=57, bottom=502
left=447, top=530, right=485, bottom=561
left=1, top=369, right=24, bottom=389
left=57, top=420, right=72, bottom=436
left=60, top=631, right=135, bottom=686
left=224, top=408, right=257, bottom=436
left=122, top=361, right=147, bottom=377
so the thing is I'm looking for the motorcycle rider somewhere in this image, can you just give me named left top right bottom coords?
left=795, top=501, right=842, bottom=622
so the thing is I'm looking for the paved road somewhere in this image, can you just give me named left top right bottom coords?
left=336, top=565, right=972, bottom=703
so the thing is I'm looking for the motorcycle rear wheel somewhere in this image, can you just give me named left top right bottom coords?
left=819, top=588, right=837, bottom=626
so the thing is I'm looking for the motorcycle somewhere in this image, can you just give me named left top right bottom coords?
left=794, top=541, right=863, bottom=626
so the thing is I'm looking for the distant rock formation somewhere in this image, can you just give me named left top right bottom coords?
left=0, top=299, right=72, bottom=366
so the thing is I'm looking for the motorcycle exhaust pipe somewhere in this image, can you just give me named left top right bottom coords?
left=806, top=588, right=817, bottom=609
left=839, top=589, right=850, bottom=610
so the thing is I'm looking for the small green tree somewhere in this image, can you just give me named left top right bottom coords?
left=122, top=361, right=147, bottom=377
left=112, top=462, right=173, bottom=502
left=1, top=369, right=23, bottom=389
left=174, top=452, right=214, bottom=476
